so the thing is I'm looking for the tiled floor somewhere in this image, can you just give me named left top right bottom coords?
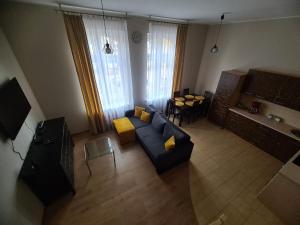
left=44, top=119, right=284, bottom=225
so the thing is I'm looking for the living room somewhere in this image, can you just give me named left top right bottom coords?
left=0, top=0, right=299, bottom=225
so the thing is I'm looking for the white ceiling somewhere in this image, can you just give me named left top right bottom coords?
left=9, top=0, right=300, bottom=23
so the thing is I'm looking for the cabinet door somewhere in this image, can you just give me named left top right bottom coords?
left=274, top=76, right=300, bottom=111
left=270, top=131, right=300, bottom=163
left=209, top=71, right=246, bottom=126
left=242, top=70, right=286, bottom=101
left=226, top=111, right=300, bottom=163
left=215, top=71, right=242, bottom=98
left=252, top=123, right=273, bottom=153
left=208, top=96, right=228, bottom=125
left=225, top=111, right=256, bottom=143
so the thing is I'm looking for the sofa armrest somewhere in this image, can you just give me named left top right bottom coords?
left=125, top=109, right=134, bottom=117
left=162, top=141, right=193, bottom=159
left=155, top=141, right=194, bottom=173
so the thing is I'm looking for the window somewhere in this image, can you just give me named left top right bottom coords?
left=83, top=16, right=133, bottom=126
left=146, top=23, right=177, bottom=110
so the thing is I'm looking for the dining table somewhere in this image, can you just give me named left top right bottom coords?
left=166, top=94, right=205, bottom=126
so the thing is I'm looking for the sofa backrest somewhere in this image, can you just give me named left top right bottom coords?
left=151, top=112, right=167, bottom=133
left=151, top=112, right=191, bottom=145
left=145, top=105, right=157, bottom=121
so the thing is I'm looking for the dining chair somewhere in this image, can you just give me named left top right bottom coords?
left=202, top=91, right=213, bottom=116
left=167, top=99, right=185, bottom=126
left=183, top=88, right=189, bottom=96
left=191, top=100, right=201, bottom=122
left=173, top=91, right=181, bottom=98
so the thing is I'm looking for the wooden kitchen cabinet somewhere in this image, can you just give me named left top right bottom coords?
left=225, top=110, right=300, bottom=163
left=274, top=76, right=300, bottom=111
left=242, top=69, right=300, bottom=111
left=271, top=131, right=300, bottom=163
left=242, top=69, right=285, bottom=102
left=208, top=70, right=247, bottom=126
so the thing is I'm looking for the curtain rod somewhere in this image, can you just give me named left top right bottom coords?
left=146, top=19, right=189, bottom=25
left=55, top=3, right=189, bottom=24
left=55, top=9, right=127, bottom=20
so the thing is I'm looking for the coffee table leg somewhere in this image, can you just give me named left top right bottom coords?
left=86, top=159, right=92, bottom=176
left=84, top=148, right=92, bottom=176
left=112, top=150, right=116, bottom=168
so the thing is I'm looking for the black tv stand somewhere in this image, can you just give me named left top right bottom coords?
left=19, top=117, right=75, bottom=205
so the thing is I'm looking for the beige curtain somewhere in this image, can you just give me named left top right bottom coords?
left=172, top=25, right=188, bottom=93
left=64, top=14, right=106, bottom=134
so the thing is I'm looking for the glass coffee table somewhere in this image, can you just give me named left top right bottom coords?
left=84, top=137, right=116, bottom=176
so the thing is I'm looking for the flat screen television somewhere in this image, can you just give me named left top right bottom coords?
left=0, top=78, right=31, bottom=140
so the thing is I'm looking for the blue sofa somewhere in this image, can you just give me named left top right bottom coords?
left=125, top=106, right=194, bottom=174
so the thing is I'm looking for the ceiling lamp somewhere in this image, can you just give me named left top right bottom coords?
left=100, top=0, right=113, bottom=54
left=211, top=14, right=225, bottom=54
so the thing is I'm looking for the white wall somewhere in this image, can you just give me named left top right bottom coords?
left=195, top=17, right=300, bottom=93
left=0, top=29, right=44, bottom=225
left=0, top=2, right=207, bottom=134
left=0, top=3, right=89, bottom=134
left=181, top=24, right=207, bottom=93
left=127, top=17, right=149, bottom=105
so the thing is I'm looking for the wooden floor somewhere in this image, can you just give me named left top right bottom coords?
left=43, top=119, right=285, bottom=225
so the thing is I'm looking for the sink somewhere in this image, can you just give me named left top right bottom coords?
left=291, top=129, right=300, bottom=138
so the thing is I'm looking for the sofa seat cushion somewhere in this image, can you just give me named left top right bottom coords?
left=129, top=117, right=148, bottom=129
left=136, top=126, right=165, bottom=160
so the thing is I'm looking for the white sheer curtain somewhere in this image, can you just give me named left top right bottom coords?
left=146, top=22, right=177, bottom=111
left=83, top=15, right=133, bottom=128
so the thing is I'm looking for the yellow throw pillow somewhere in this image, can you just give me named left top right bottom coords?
left=164, top=136, right=175, bottom=151
left=140, top=111, right=151, bottom=123
left=134, top=106, right=145, bottom=117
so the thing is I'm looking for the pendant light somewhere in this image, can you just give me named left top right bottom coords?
left=100, top=0, right=113, bottom=54
left=210, top=14, right=225, bottom=54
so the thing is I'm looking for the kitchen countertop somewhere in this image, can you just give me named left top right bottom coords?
left=229, top=107, right=300, bottom=142
left=280, top=150, right=300, bottom=185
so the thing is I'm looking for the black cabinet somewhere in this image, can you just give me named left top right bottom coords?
left=225, top=111, right=300, bottom=163
left=19, top=118, right=75, bottom=205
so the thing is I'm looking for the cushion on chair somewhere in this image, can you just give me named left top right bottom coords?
left=195, top=95, right=205, bottom=101
left=185, top=101, right=194, bottom=107
left=175, top=101, right=184, bottom=107
left=151, top=113, right=167, bottom=133
left=185, top=95, right=194, bottom=100
left=174, top=97, right=185, bottom=102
